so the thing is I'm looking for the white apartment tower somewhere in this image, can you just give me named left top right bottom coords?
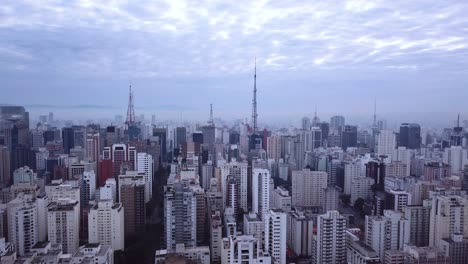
left=252, top=168, right=270, bottom=218
left=137, top=152, right=153, bottom=203
left=47, top=199, right=80, bottom=254
left=292, top=169, right=328, bottom=208
left=7, top=194, right=38, bottom=256
left=313, top=210, right=347, bottom=264
left=365, top=210, right=410, bottom=261
left=264, top=209, right=287, bottom=264
left=377, top=130, right=396, bottom=157
left=221, top=161, right=248, bottom=213
left=429, top=194, right=468, bottom=248
left=88, top=200, right=125, bottom=251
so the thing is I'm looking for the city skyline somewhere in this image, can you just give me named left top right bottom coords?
left=1, top=0, right=468, bottom=122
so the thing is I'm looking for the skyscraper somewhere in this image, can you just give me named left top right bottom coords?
left=330, top=115, right=345, bottom=130
left=399, top=123, right=421, bottom=149
left=341, top=125, right=357, bottom=150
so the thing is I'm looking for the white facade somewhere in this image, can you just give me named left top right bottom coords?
left=314, top=210, right=347, bottom=264
left=292, top=169, right=328, bottom=208
left=36, top=194, right=49, bottom=242
left=243, top=213, right=264, bottom=244
left=221, top=235, right=271, bottom=264
left=264, top=209, right=287, bottom=264
left=47, top=199, right=80, bottom=254
left=252, top=168, right=270, bottom=218
left=365, top=210, right=410, bottom=261
left=88, top=200, right=125, bottom=252
left=429, top=194, right=468, bottom=248
left=71, top=244, right=113, bottom=264
left=443, top=146, right=468, bottom=174
left=377, top=130, right=396, bottom=158
left=99, top=178, right=117, bottom=202
left=45, top=182, right=81, bottom=207
left=137, top=152, right=153, bottom=203
left=221, top=161, right=248, bottom=212
left=271, top=186, right=292, bottom=212
left=82, top=170, right=96, bottom=205
left=7, top=194, right=38, bottom=256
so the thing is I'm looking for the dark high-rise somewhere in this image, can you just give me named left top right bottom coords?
left=153, top=127, right=167, bottom=162
left=62, top=127, right=75, bottom=154
left=341, top=125, right=357, bottom=150
left=399, top=123, right=421, bottom=149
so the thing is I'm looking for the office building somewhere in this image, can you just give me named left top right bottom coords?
left=399, top=123, right=421, bottom=149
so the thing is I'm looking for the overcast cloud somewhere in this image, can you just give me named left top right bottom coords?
left=0, top=0, right=467, bottom=125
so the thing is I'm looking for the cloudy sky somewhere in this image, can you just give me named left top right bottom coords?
left=0, top=0, right=467, bottom=125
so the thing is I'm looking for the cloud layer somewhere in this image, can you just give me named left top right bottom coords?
left=0, top=0, right=467, bottom=122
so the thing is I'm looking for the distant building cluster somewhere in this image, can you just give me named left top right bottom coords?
left=1, top=82, right=468, bottom=264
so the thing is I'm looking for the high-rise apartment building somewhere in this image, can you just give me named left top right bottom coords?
left=118, top=172, right=145, bottom=238
left=7, top=194, right=38, bottom=256
left=264, top=209, right=287, bottom=264
left=292, top=169, right=327, bottom=208
left=252, top=168, right=270, bottom=218
left=137, top=152, right=153, bottom=203
left=47, top=199, right=80, bottom=254
left=313, top=210, right=347, bottom=264
left=88, top=200, right=125, bottom=251
left=164, top=182, right=197, bottom=250
left=377, top=130, right=396, bottom=157
left=221, top=160, right=248, bottom=214
left=365, top=210, right=410, bottom=261
left=429, top=194, right=468, bottom=248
